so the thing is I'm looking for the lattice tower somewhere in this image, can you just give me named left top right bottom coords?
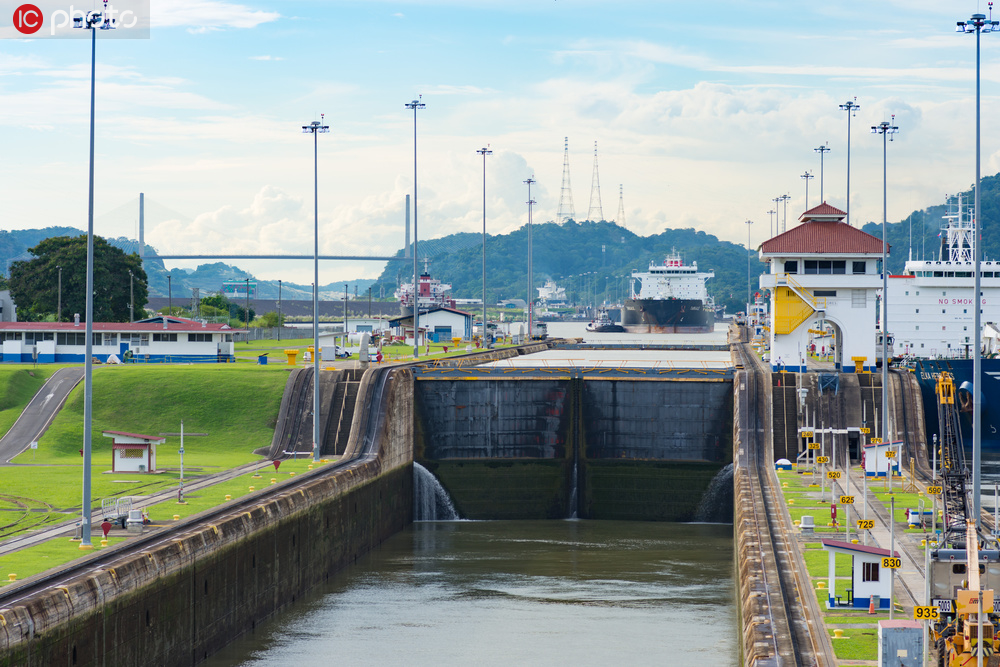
left=615, top=184, right=626, bottom=228
left=556, top=137, right=576, bottom=223
left=587, top=141, right=604, bottom=221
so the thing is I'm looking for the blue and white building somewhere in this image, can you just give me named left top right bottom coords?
left=0, top=315, right=235, bottom=363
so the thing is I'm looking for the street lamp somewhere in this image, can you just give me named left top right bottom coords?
left=244, top=277, right=250, bottom=330
left=72, top=1, right=115, bottom=551
left=56, top=265, right=62, bottom=322
left=839, top=98, right=861, bottom=226
left=477, top=146, right=492, bottom=346
left=957, top=9, right=998, bottom=525
left=771, top=196, right=782, bottom=236
left=872, top=116, right=899, bottom=544
left=745, top=219, right=754, bottom=310
left=814, top=144, right=831, bottom=203
left=167, top=274, right=172, bottom=320
left=766, top=209, right=776, bottom=239
left=405, top=97, right=425, bottom=357
left=277, top=279, right=282, bottom=341
left=525, top=176, right=536, bottom=339
left=778, top=194, right=791, bottom=233
left=302, top=115, right=329, bottom=462
left=800, top=171, right=814, bottom=210
left=128, top=269, right=133, bottom=323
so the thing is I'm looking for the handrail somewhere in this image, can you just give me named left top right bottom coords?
left=772, top=272, right=828, bottom=311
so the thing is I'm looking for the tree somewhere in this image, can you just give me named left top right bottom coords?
left=200, top=293, right=254, bottom=324
left=255, top=311, right=283, bottom=328
left=8, top=235, right=147, bottom=322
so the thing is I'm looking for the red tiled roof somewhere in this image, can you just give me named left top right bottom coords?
left=102, top=430, right=166, bottom=442
left=822, top=538, right=899, bottom=558
left=0, top=322, right=231, bottom=332
left=800, top=202, right=847, bottom=220
left=760, top=221, right=887, bottom=255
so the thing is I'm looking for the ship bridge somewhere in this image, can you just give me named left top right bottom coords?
left=758, top=202, right=887, bottom=373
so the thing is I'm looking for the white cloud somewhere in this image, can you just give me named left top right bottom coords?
left=153, top=0, right=280, bottom=31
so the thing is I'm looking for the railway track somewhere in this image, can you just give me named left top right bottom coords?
left=735, top=340, right=833, bottom=666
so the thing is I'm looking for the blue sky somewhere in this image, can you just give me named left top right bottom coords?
left=1, top=0, right=998, bottom=282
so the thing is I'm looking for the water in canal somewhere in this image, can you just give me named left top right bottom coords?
left=203, top=520, right=738, bottom=666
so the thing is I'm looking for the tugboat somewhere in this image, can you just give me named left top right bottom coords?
left=586, top=309, right=625, bottom=333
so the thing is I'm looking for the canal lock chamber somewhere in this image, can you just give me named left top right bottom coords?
left=413, top=376, right=734, bottom=522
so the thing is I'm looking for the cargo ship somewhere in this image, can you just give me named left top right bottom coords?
left=395, top=260, right=456, bottom=316
left=622, top=251, right=715, bottom=333
left=886, top=195, right=1000, bottom=461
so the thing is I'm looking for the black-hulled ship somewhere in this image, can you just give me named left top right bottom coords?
left=622, top=251, right=715, bottom=333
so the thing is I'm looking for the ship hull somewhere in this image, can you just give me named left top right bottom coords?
left=913, top=359, right=1000, bottom=467
left=622, top=298, right=714, bottom=334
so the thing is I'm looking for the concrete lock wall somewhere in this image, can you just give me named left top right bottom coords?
left=0, top=367, right=415, bottom=667
left=415, top=377, right=733, bottom=521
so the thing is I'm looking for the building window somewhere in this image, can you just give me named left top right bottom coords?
left=916, top=309, right=919, bottom=314
left=120, top=448, right=144, bottom=459
left=916, top=326, right=920, bottom=330
left=784, top=260, right=798, bottom=273
left=853, top=261, right=866, bottom=274
left=56, top=332, right=86, bottom=346
left=153, top=333, right=177, bottom=342
left=0, top=332, right=21, bottom=341
left=188, top=333, right=213, bottom=342
left=862, top=561, right=880, bottom=582
left=122, top=333, right=149, bottom=347
left=852, top=290, right=866, bottom=308
left=815, top=290, right=836, bottom=297
left=103, top=333, right=117, bottom=346
left=24, top=332, right=54, bottom=344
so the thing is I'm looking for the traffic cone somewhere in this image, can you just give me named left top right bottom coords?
left=868, top=595, right=876, bottom=615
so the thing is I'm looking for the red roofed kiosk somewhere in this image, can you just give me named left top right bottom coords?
left=103, top=430, right=165, bottom=473
left=821, top=538, right=900, bottom=609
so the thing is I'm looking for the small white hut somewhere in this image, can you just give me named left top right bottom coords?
left=103, top=430, right=165, bottom=473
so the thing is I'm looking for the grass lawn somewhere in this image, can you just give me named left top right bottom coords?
left=0, top=365, right=287, bottom=540
left=803, top=548, right=852, bottom=578
left=828, top=627, right=878, bottom=660
left=144, top=457, right=333, bottom=522
left=0, top=535, right=130, bottom=586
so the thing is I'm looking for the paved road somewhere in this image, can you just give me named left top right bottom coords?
left=0, top=367, right=84, bottom=464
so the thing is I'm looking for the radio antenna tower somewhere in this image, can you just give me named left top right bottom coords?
left=615, top=184, right=626, bottom=228
left=556, top=137, right=576, bottom=223
left=587, top=141, right=604, bottom=221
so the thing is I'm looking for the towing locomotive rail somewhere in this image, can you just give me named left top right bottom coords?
left=734, top=337, right=834, bottom=666
left=0, top=363, right=401, bottom=609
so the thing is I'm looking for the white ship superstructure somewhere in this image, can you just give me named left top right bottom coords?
left=887, top=194, right=1000, bottom=358
left=395, top=259, right=456, bottom=315
left=629, top=251, right=714, bottom=302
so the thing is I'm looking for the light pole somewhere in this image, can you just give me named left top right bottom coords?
left=766, top=209, right=776, bottom=239
left=128, top=269, right=133, bottom=323
left=525, top=176, right=536, bottom=338
left=244, top=277, right=250, bottom=330
left=277, top=279, right=282, bottom=341
left=167, top=274, right=172, bottom=319
left=958, top=10, right=997, bottom=526
left=872, top=117, right=899, bottom=487
left=72, top=2, right=115, bottom=551
left=56, top=266, right=62, bottom=322
left=778, top=194, right=791, bottom=233
left=745, top=219, right=754, bottom=309
left=771, top=196, right=782, bottom=236
left=405, top=97, right=425, bottom=357
left=478, top=146, right=492, bottom=346
left=801, top=171, right=814, bottom=210
left=302, top=116, right=329, bottom=462
left=839, top=98, right=861, bottom=226
left=814, top=144, right=831, bottom=203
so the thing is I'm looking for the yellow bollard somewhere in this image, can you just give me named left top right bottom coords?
left=851, top=539, right=859, bottom=544
left=249, top=486, right=255, bottom=492
left=225, top=494, right=232, bottom=501
left=833, top=629, right=846, bottom=639
left=289, top=472, right=295, bottom=477
left=100, top=539, right=108, bottom=548
left=788, top=499, right=795, bottom=505
left=173, top=514, right=180, bottom=521
left=782, top=482, right=788, bottom=488
left=817, top=581, right=826, bottom=589
left=308, top=464, right=313, bottom=470
left=271, top=479, right=277, bottom=485
left=7, top=573, right=15, bottom=581
left=793, top=520, right=800, bottom=526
